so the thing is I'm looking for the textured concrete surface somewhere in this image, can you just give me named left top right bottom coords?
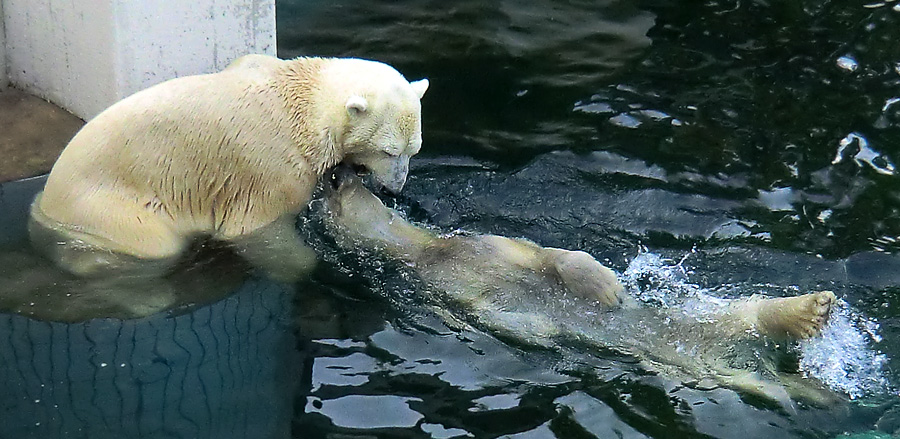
left=3, top=0, right=276, bottom=120
left=0, top=88, right=84, bottom=183
left=0, top=0, right=6, bottom=91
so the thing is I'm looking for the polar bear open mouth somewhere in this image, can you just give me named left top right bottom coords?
left=334, top=162, right=393, bottom=196
left=329, top=164, right=360, bottom=191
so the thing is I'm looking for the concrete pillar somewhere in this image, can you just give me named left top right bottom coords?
left=0, top=0, right=7, bottom=90
left=2, top=0, right=275, bottom=120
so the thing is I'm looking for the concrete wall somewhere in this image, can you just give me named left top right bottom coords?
left=2, top=0, right=275, bottom=120
left=0, top=0, right=7, bottom=90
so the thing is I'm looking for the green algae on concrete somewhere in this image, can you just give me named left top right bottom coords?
left=0, top=88, right=84, bottom=182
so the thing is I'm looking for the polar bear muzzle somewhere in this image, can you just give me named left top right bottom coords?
left=354, top=152, right=410, bottom=194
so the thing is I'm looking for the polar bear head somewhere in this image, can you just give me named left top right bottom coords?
left=320, top=59, right=429, bottom=194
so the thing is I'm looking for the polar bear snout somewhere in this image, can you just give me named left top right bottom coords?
left=342, top=152, right=410, bottom=195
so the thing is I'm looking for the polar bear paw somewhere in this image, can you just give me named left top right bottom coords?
left=754, top=290, right=836, bottom=339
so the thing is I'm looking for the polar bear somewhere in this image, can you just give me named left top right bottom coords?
left=29, top=54, right=429, bottom=279
left=321, top=165, right=837, bottom=402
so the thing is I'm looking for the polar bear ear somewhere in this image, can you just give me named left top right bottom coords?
left=346, top=95, right=368, bottom=116
left=410, top=79, right=429, bottom=99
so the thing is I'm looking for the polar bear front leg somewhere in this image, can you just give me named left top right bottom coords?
left=228, top=214, right=318, bottom=282
left=542, top=248, right=623, bottom=308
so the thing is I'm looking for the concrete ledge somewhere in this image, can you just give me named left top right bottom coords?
left=3, top=0, right=276, bottom=120
left=0, top=88, right=84, bottom=182
left=0, top=0, right=7, bottom=91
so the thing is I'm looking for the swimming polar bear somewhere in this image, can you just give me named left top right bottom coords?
left=319, top=165, right=837, bottom=404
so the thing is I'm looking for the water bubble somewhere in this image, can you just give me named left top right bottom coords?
left=799, top=300, right=892, bottom=399
left=836, top=55, right=859, bottom=72
left=621, top=251, right=705, bottom=307
left=625, top=251, right=893, bottom=399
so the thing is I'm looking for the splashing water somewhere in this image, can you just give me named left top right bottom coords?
left=621, top=250, right=892, bottom=399
left=799, top=301, right=892, bottom=399
left=621, top=251, right=704, bottom=307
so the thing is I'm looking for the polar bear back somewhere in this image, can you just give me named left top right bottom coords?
left=39, top=59, right=318, bottom=248
left=33, top=55, right=428, bottom=266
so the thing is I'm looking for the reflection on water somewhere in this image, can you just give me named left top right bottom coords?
left=0, top=176, right=299, bottom=439
left=0, top=176, right=252, bottom=322
left=0, top=278, right=299, bottom=439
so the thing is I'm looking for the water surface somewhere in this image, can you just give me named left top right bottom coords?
left=277, top=0, right=900, bottom=437
left=1, top=1, right=899, bottom=438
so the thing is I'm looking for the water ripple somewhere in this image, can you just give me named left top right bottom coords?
left=833, top=132, right=897, bottom=176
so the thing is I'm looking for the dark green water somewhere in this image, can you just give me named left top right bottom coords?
left=276, top=0, right=900, bottom=437
left=1, top=1, right=899, bottom=438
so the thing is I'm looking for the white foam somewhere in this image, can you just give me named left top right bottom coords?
left=621, top=251, right=705, bottom=307
left=799, top=300, right=893, bottom=399
left=623, top=250, right=893, bottom=398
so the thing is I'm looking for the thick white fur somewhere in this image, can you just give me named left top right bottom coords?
left=30, top=54, right=428, bottom=277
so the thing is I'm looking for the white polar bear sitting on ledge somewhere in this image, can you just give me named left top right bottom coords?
left=29, top=54, right=429, bottom=280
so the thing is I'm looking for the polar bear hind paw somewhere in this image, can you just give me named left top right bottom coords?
left=755, top=290, right=836, bottom=340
